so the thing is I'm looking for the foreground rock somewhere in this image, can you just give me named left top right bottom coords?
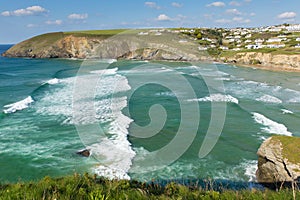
left=76, top=149, right=90, bottom=157
left=256, top=136, right=300, bottom=185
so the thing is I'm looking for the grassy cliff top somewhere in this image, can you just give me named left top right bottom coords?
left=272, top=135, right=300, bottom=164
left=0, top=174, right=298, bottom=199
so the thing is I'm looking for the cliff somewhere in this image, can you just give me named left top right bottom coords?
left=3, top=30, right=300, bottom=72
left=220, top=52, right=300, bottom=71
left=2, top=30, right=203, bottom=61
left=256, top=136, right=300, bottom=185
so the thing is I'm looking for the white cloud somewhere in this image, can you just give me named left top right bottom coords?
left=1, top=11, right=10, bottom=16
left=215, top=17, right=250, bottom=24
left=215, top=18, right=231, bottom=23
left=233, top=17, right=251, bottom=23
left=244, top=0, right=252, bottom=2
left=45, top=20, right=63, bottom=25
left=226, top=9, right=242, bottom=15
left=277, top=12, right=297, bottom=19
left=171, top=2, right=183, bottom=8
left=1, top=6, right=47, bottom=17
left=68, top=13, right=88, bottom=20
left=207, top=1, right=226, bottom=7
left=204, top=14, right=214, bottom=19
left=145, top=2, right=161, bottom=9
left=229, top=1, right=241, bottom=6
left=156, top=14, right=171, bottom=21
left=250, top=12, right=256, bottom=16
left=177, top=14, right=187, bottom=19
left=27, top=24, right=37, bottom=28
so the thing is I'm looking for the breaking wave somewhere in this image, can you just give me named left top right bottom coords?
left=188, top=94, right=239, bottom=104
left=252, top=112, right=292, bottom=136
left=3, top=96, right=34, bottom=114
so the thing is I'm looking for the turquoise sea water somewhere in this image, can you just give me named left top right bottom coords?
left=1, top=44, right=300, bottom=185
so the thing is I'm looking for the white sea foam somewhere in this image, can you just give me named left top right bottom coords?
left=46, top=78, right=60, bottom=85
left=242, top=160, right=258, bottom=182
left=35, top=68, right=135, bottom=179
left=188, top=94, right=239, bottom=104
left=214, top=77, right=231, bottom=81
left=155, top=91, right=175, bottom=97
left=90, top=67, right=118, bottom=75
left=255, top=95, right=282, bottom=104
left=281, top=109, right=294, bottom=114
left=3, top=96, right=34, bottom=114
left=252, top=112, right=292, bottom=136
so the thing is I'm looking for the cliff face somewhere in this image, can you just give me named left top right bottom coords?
left=2, top=34, right=97, bottom=59
left=2, top=31, right=202, bottom=61
left=222, top=52, right=300, bottom=71
left=4, top=31, right=300, bottom=71
left=256, top=136, right=300, bottom=184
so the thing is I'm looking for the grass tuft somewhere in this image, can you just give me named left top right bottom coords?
left=0, top=174, right=299, bottom=199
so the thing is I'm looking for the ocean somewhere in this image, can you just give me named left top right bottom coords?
left=1, top=44, right=300, bottom=186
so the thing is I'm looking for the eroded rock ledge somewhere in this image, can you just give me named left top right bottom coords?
left=256, top=136, right=300, bottom=185
left=220, top=52, right=300, bottom=71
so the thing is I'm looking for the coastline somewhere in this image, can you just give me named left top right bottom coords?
left=219, top=60, right=300, bottom=73
left=3, top=29, right=300, bottom=73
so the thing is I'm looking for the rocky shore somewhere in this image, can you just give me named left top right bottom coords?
left=219, top=52, right=300, bottom=72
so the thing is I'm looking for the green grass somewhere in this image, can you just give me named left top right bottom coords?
left=272, top=136, right=300, bottom=165
left=64, top=29, right=128, bottom=37
left=0, top=174, right=299, bottom=200
left=219, top=48, right=300, bottom=59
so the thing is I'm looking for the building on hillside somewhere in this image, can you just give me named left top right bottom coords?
left=287, top=24, right=300, bottom=32
left=246, top=44, right=263, bottom=49
left=267, top=38, right=282, bottom=43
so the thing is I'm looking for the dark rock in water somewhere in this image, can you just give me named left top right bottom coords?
left=76, top=149, right=90, bottom=157
left=256, top=136, right=300, bottom=187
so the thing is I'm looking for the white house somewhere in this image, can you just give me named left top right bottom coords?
left=266, top=44, right=285, bottom=48
left=255, top=39, right=264, bottom=44
left=198, top=46, right=208, bottom=51
left=220, top=46, right=229, bottom=50
left=287, top=24, right=300, bottom=32
left=246, top=44, right=262, bottom=49
left=138, top=32, right=149, bottom=35
left=232, top=48, right=242, bottom=51
left=267, top=38, right=282, bottom=43
left=245, top=34, right=252, bottom=39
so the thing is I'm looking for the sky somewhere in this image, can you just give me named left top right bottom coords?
left=0, top=0, right=299, bottom=43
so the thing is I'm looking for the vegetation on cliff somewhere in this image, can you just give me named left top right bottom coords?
left=257, top=136, right=300, bottom=185
left=3, top=26, right=300, bottom=71
left=0, top=173, right=299, bottom=200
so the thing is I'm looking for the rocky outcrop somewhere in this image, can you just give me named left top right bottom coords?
left=221, top=52, right=300, bottom=71
left=76, top=149, right=91, bottom=157
left=2, top=31, right=202, bottom=61
left=256, top=136, right=300, bottom=185
left=2, top=33, right=98, bottom=59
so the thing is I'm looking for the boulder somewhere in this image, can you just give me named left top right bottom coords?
left=256, top=136, right=300, bottom=185
left=76, top=149, right=91, bottom=157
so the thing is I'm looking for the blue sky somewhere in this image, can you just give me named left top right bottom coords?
left=0, top=0, right=299, bottom=43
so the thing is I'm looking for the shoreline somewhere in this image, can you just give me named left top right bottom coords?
left=219, top=60, right=300, bottom=73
